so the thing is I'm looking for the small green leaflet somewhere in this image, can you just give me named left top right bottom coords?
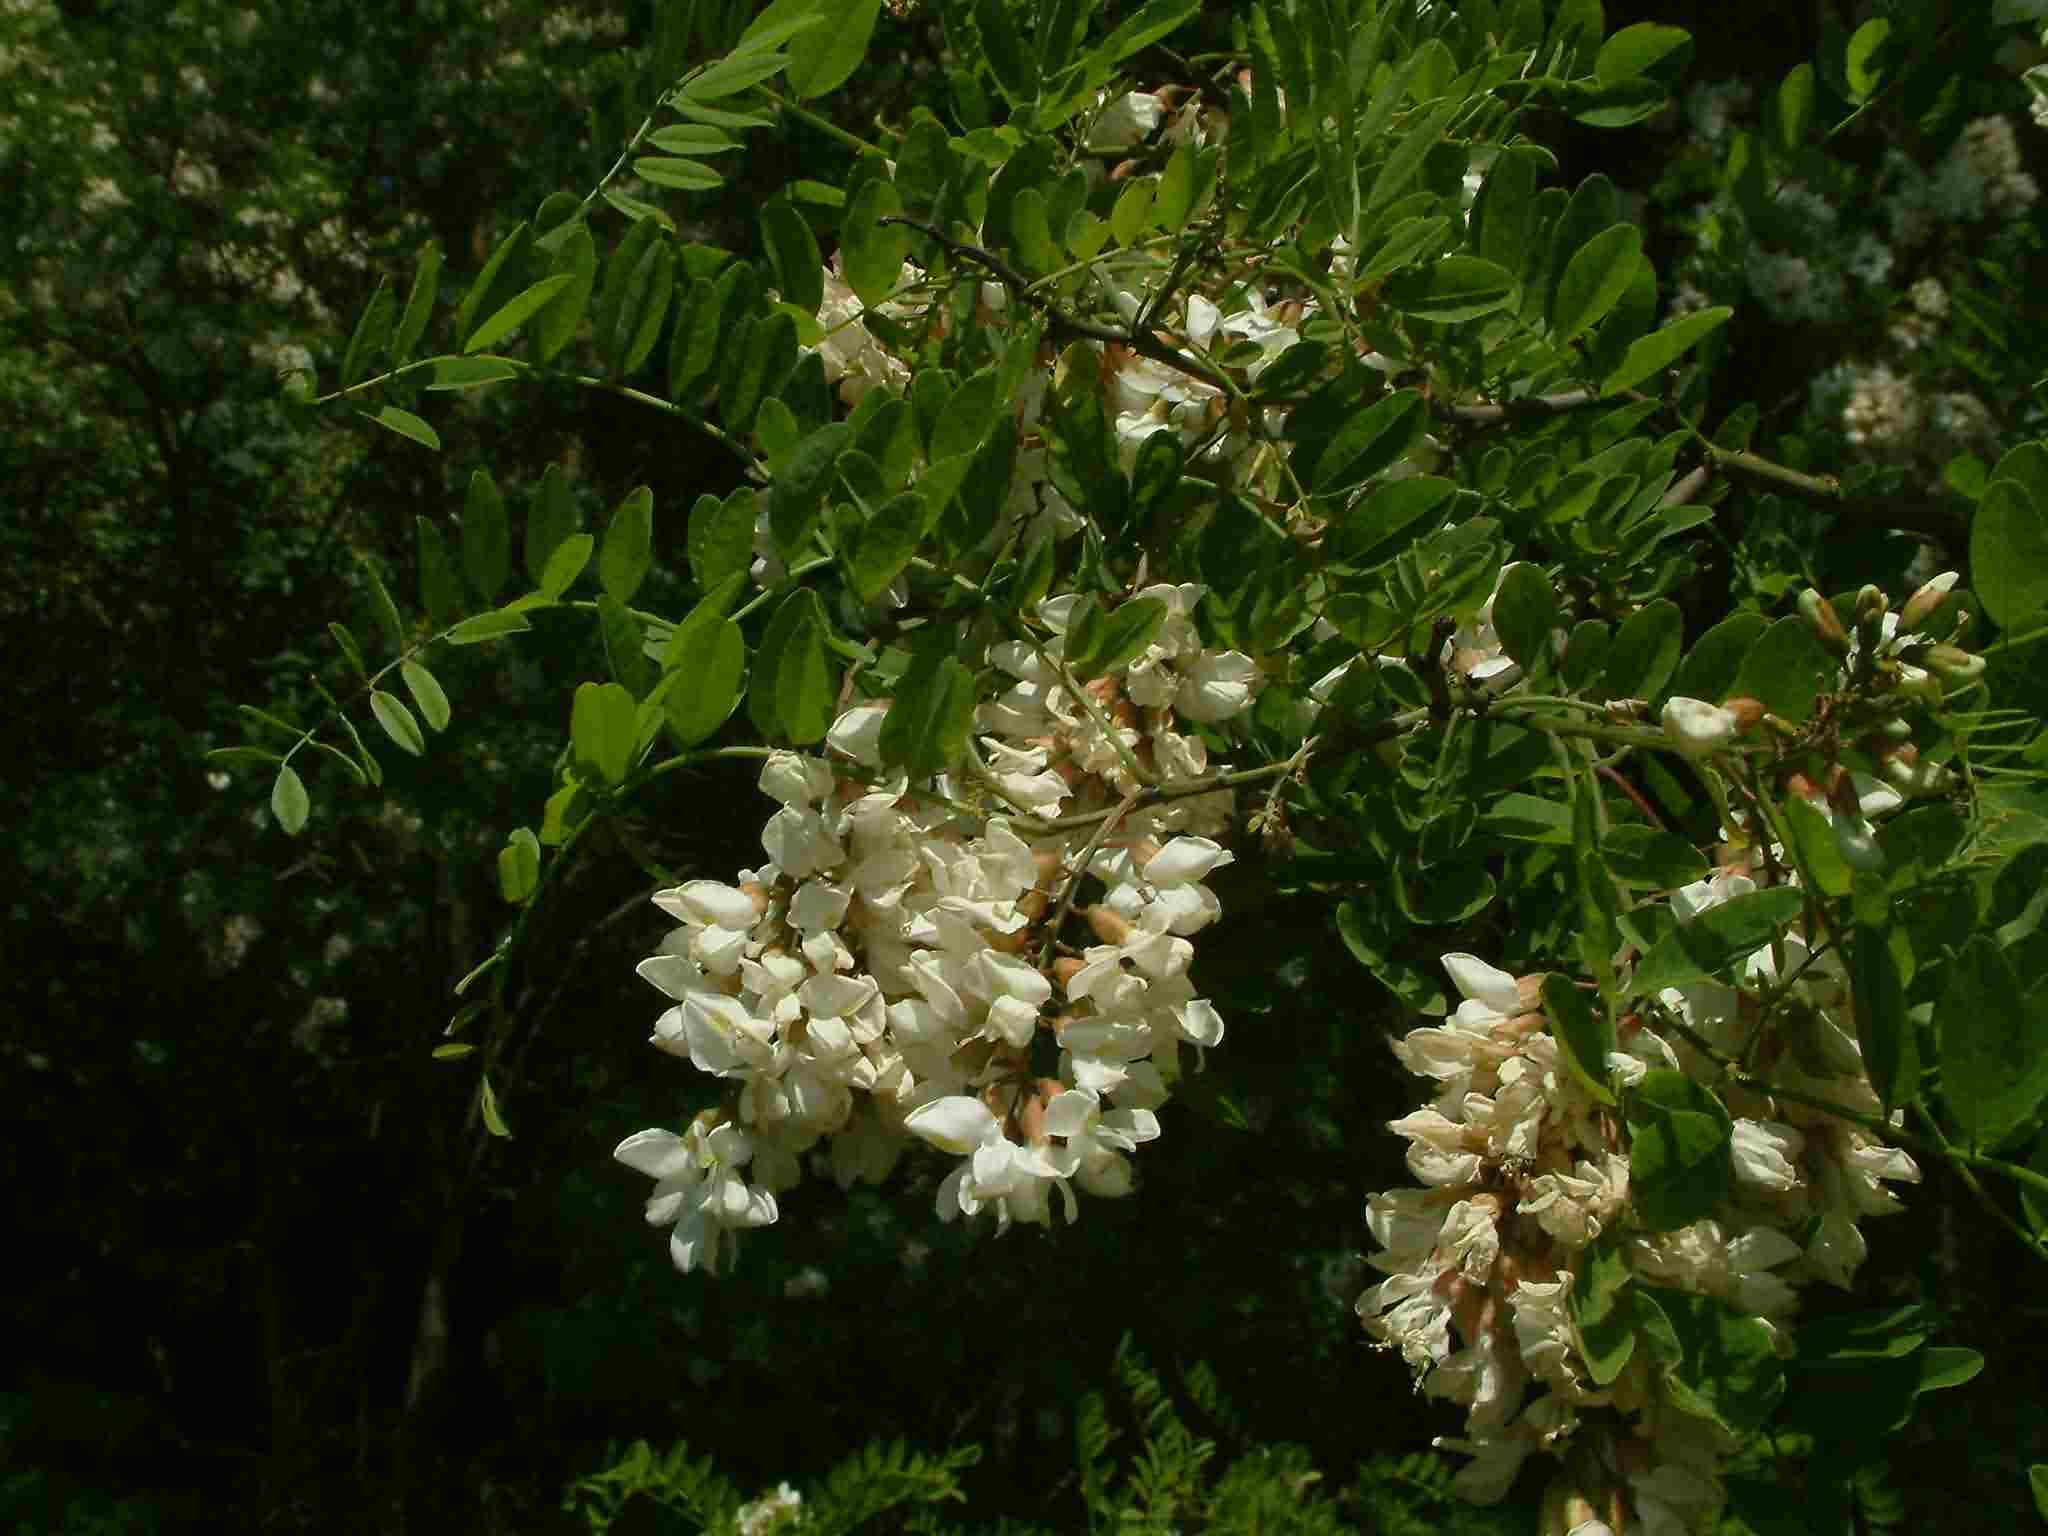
left=370, top=689, right=427, bottom=757
left=400, top=660, right=451, bottom=732
left=358, top=406, right=441, bottom=451
left=271, top=764, right=310, bottom=834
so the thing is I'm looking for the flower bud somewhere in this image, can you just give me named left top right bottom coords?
left=1721, top=696, right=1765, bottom=731
left=1799, top=588, right=1850, bottom=656
left=1084, top=904, right=1133, bottom=945
left=1897, top=571, right=1959, bottom=635
left=1052, top=956, right=1087, bottom=992
left=1660, top=696, right=1742, bottom=757
left=1922, top=643, right=1985, bottom=683
left=1854, top=584, right=1889, bottom=627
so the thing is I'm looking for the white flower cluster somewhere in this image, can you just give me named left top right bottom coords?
left=618, top=593, right=1259, bottom=1273
left=1360, top=855, right=1920, bottom=1525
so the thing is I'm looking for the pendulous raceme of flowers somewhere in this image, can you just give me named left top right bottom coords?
left=616, top=589, right=1257, bottom=1273
left=1360, top=862, right=1920, bottom=1531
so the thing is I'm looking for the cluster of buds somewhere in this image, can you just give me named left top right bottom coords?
left=1361, top=845, right=1919, bottom=1528
left=617, top=592, right=1258, bottom=1272
left=1802, top=572, right=1984, bottom=703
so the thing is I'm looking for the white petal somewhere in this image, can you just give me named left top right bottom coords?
left=1441, top=953, right=1522, bottom=1014
left=1142, top=836, right=1234, bottom=888
left=614, top=1128, right=695, bottom=1181
left=905, top=1095, right=1000, bottom=1155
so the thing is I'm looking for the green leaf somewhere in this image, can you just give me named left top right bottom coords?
left=1380, top=257, right=1519, bottom=322
left=1595, top=22, right=1691, bottom=86
left=445, top=609, right=533, bottom=646
left=424, top=356, right=520, bottom=391
left=1491, top=562, right=1558, bottom=669
left=788, top=0, right=884, bottom=98
left=1632, top=887, right=1805, bottom=993
left=1473, top=147, right=1540, bottom=273
left=327, top=622, right=369, bottom=680
left=752, top=589, right=836, bottom=745
left=1365, top=98, right=1459, bottom=218
left=599, top=593, right=654, bottom=700
left=1971, top=478, right=2048, bottom=631
left=1598, top=307, right=1731, bottom=397
left=634, top=154, right=724, bottom=192
left=1098, top=0, right=1199, bottom=62
left=760, top=198, right=824, bottom=316
left=1311, top=390, right=1425, bottom=494
left=499, top=827, right=540, bottom=905
left=270, top=765, right=310, bottom=835
left=976, top=0, right=1038, bottom=102
left=1354, top=215, right=1454, bottom=284
left=391, top=244, right=441, bottom=363
left=308, top=743, right=364, bottom=788
left=1729, top=614, right=1836, bottom=724
left=1669, top=611, right=1769, bottom=705
left=370, top=689, right=427, bottom=757
left=1845, top=17, right=1889, bottom=101
left=597, top=237, right=676, bottom=375
left=1939, top=935, right=2048, bottom=1148
left=525, top=464, right=580, bottom=586
left=668, top=276, right=721, bottom=398
left=341, top=277, right=394, bottom=389
left=1627, top=1070, right=1734, bottom=1231
left=571, top=680, right=639, bottom=787
left=1543, top=973, right=1616, bottom=1106
left=878, top=651, right=976, bottom=777
left=723, top=309, right=797, bottom=437
left=1064, top=596, right=1169, bottom=683
left=689, top=490, right=758, bottom=589
left=1598, top=598, right=1682, bottom=703
left=358, top=406, right=440, bottom=452
left=539, top=533, right=595, bottom=600
left=846, top=491, right=933, bottom=603
left=362, top=559, right=406, bottom=655
left=1601, top=825, right=1708, bottom=889
left=464, top=273, right=575, bottom=353
left=1155, top=139, right=1199, bottom=233
left=1548, top=223, right=1642, bottom=345
left=453, top=223, right=533, bottom=353
left=770, top=423, right=854, bottom=558
left=599, top=486, right=655, bottom=604
left=1780, top=791, right=1853, bottom=899
left=658, top=604, right=747, bottom=747
left=1850, top=885, right=1917, bottom=1114
left=1774, top=61, right=1815, bottom=152
left=684, top=49, right=793, bottom=101
left=1649, top=1287, right=1785, bottom=1434
left=1569, top=1233, right=1637, bottom=1385
left=416, top=517, right=466, bottom=629
left=400, top=660, right=451, bottom=732
left=646, top=123, right=743, bottom=156
left=479, top=1074, right=512, bottom=1138
left=534, top=224, right=596, bottom=364
left=462, top=470, right=510, bottom=603
left=1329, top=477, right=1455, bottom=563
left=841, top=176, right=908, bottom=310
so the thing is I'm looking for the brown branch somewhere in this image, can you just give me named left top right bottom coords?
left=879, top=215, right=1234, bottom=394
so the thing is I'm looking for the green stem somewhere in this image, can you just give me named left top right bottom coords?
left=758, top=87, right=887, bottom=158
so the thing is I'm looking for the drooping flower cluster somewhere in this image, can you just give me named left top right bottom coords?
left=1360, top=870, right=1921, bottom=1528
left=617, top=592, right=1259, bottom=1272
